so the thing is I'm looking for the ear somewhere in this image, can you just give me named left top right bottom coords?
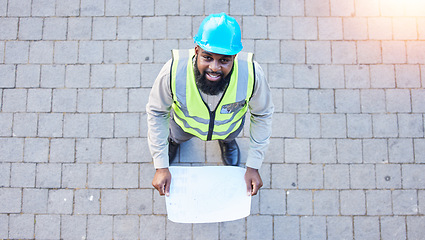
left=194, top=45, right=199, bottom=56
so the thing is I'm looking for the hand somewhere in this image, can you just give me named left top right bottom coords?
left=244, top=167, right=263, bottom=196
left=152, top=168, right=172, bottom=196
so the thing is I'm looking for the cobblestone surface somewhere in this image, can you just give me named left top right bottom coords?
left=1, top=0, right=425, bottom=239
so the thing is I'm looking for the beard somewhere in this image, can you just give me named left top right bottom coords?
left=194, top=56, right=232, bottom=95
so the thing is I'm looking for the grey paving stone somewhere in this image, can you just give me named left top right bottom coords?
left=412, top=90, right=425, bottom=113
left=274, top=216, right=299, bottom=240
left=311, top=139, right=336, bottom=163
left=52, top=89, right=77, bottom=113
left=407, top=216, right=425, bottom=240
left=141, top=64, right=163, bottom=87
left=68, top=17, right=92, bottom=40
left=77, top=89, right=102, bottom=112
left=396, top=64, right=421, bottom=88
left=113, top=163, right=139, bottom=188
left=18, top=17, right=43, bottom=40
left=354, top=216, right=380, bottom=240
left=287, top=190, right=313, bottom=215
left=0, top=163, right=10, bottom=187
left=327, top=216, right=353, bottom=240
left=218, top=218, right=245, bottom=240
left=386, top=89, right=412, bottom=113
left=61, top=215, right=87, bottom=240
left=105, top=0, right=129, bottom=16
left=393, top=190, right=418, bottom=215
left=340, top=190, right=366, bottom=215
left=347, top=114, right=372, bottom=138
left=320, top=114, right=346, bottom=138
left=324, top=164, right=349, bottom=189
left=32, top=0, right=56, bottom=16
left=27, top=89, right=51, bottom=112
left=5, top=41, right=29, bottom=63
left=10, top=163, right=36, bottom=187
left=101, top=189, right=127, bottom=214
left=294, top=65, right=319, bottom=88
left=8, top=214, right=34, bottom=239
left=389, top=139, right=414, bottom=163
left=64, top=114, right=89, bottom=137
left=128, top=138, right=151, bottom=163
left=309, top=90, right=334, bottom=113
left=81, top=0, right=104, bottom=16
left=419, top=190, right=425, bottom=214
left=350, top=164, right=376, bottom=189
left=300, top=216, right=326, bottom=240
left=40, top=65, right=66, bottom=88
left=272, top=164, right=297, bottom=189
left=337, top=139, right=362, bottom=163
left=370, top=65, right=395, bottom=88
left=50, top=138, right=75, bottom=163
left=298, top=164, right=323, bottom=189
left=193, top=223, right=219, bottom=240
left=93, top=17, right=117, bottom=40
left=271, top=113, right=295, bottom=138
left=319, top=18, right=343, bottom=40
left=66, top=65, right=90, bottom=88
left=89, top=114, right=114, bottom=138
left=103, top=41, right=128, bottom=63
left=0, top=138, right=24, bottom=162
left=118, top=17, right=142, bottom=40
left=129, top=40, right=154, bottom=63
left=114, top=215, right=139, bottom=240
left=102, top=138, right=127, bottom=163
left=116, top=64, right=140, bottom=88
left=0, top=18, right=18, bottom=40
left=16, top=64, right=40, bottom=87
left=399, top=114, right=424, bottom=137
left=319, top=65, right=344, bottom=88
left=91, top=64, right=116, bottom=87
left=38, top=113, right=63, bottom=137
left=335, top=89, right=361, bottom=113
left=264, top=138, right=284, bottom=163
left=0, top=214, right=8, bottom=239
left=247, top=215, right=273, bottom=240
left=363, top=139, right=388, bottom=163
left=153, top=192, right=166, bottom=214
left=24, top=138, right=49, bottom=163
left=366, top=190, right=392, bottom=215
left=167, top=16, right=192, bottom=39
left=0, top=188, right=21, bottom=213
left=127, top=189, right=152, bottom=214
left=76, top=138, right=101, bottom=163
left=36, top=163, right=61, bottom=188
left=256, top=40, right=280, bottom=63
left=88, top=163, right=113, bottom=188
left=35, top=215, right=60, bottom=239
left=47, top=189, right=74, bottom=214
left=103, top=88, right=128, bottom=112
left=56, top=0, right=80, bottom=16
left=376, top=164, right=402, bottom=189
left=415, top=139, right=425, bottom=163
left=140, top=215, right=166, bottom=240
left=87, top=215, right=113, bottom=240
left=293, top=17, right=317, bottom=40
left=281, top=40, right=306, bottom=64
left=130, top=0, right=154, bottom=16
left=128, top=88, right=149, bottom=112
left=43, top=18, right=67, bottom=40
left=78, top=41, right=103, bottom=63
left=0, top=65, right=15, bottom=88
left=62, top=163, right=87, bottom=188
left=54, top=41, right=78, bottom=64
left=360, top=89, right=386, bottom=113
left=307, top=41, right=331, bottom=64
left=403, top=164, right=425, bottom=189
left=153, top=40, right=179, bottom=63
left=358, top=41, right=382, bottom=64
left=285, top=139, right=310, bottom=163
left=29, top=41, right=54, bottom=63
left=143, top=17, right=166, bottom=39
left=313, top=190, right=339, bottom=215
left=74, top=189, right=100, bottom=214
left=0, top=114, right=12, bottom=137
left=13, top=113, right=37, bottom=137
left=268, top=17, right=292, bottom=40
left=22, top=188, right=48, bottom=213
left=380, top=216, right=406, bottom=240
left=372, top=114, right=398, bottom=137
left=296, top=114, right=320, bottom=138
left=259, top=189, right=285, bottom=214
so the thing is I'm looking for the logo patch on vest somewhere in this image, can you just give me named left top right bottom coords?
left=220, top=100, right=246, bottom=114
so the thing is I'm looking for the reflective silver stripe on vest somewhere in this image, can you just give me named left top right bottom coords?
left=173, top=109, right=208, bottom=136
left=175, top=50, right=189, bottom=106
left=235, top=52, right=249, bottom=102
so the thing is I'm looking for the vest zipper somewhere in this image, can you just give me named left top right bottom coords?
left=207, top=110, right=216, bottom=141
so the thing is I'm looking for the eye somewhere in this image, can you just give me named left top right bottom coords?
left=220, top=58, right=230, bottom=64
left=203, top=55, right=212, bottom=61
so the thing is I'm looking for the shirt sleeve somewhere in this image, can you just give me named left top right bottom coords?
left=146, top=60, right=173, bottom=169
left=245, top=61, right=274, bottom=169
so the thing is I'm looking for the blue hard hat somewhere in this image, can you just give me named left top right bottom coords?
left=194, top=13, right=243, bottom=55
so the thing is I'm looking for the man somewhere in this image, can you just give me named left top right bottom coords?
left=147, top=13, right=273, bottom=197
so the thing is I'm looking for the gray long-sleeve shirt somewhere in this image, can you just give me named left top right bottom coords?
left=146, top=57, right=274, bottom=169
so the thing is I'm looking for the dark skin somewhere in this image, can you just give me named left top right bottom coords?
left=152, top=46, right=263, bottom=196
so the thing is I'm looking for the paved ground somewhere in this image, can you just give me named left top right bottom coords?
left=1, top=0, right=425, bottom=239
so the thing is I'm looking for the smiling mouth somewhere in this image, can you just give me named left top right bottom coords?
left=205, top=72, right=222, bottom=81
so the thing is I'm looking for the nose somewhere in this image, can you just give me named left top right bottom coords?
left=209, top=60, right=220, bottom=72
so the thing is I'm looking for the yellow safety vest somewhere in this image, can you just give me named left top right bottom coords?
left=170, top=49, right=255, bottom=141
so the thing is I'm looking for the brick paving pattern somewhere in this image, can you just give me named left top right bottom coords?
left=0, top=0, right=425, bottom=239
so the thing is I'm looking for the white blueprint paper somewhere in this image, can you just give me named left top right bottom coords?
left=166, top=166, right=251, bottom=223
